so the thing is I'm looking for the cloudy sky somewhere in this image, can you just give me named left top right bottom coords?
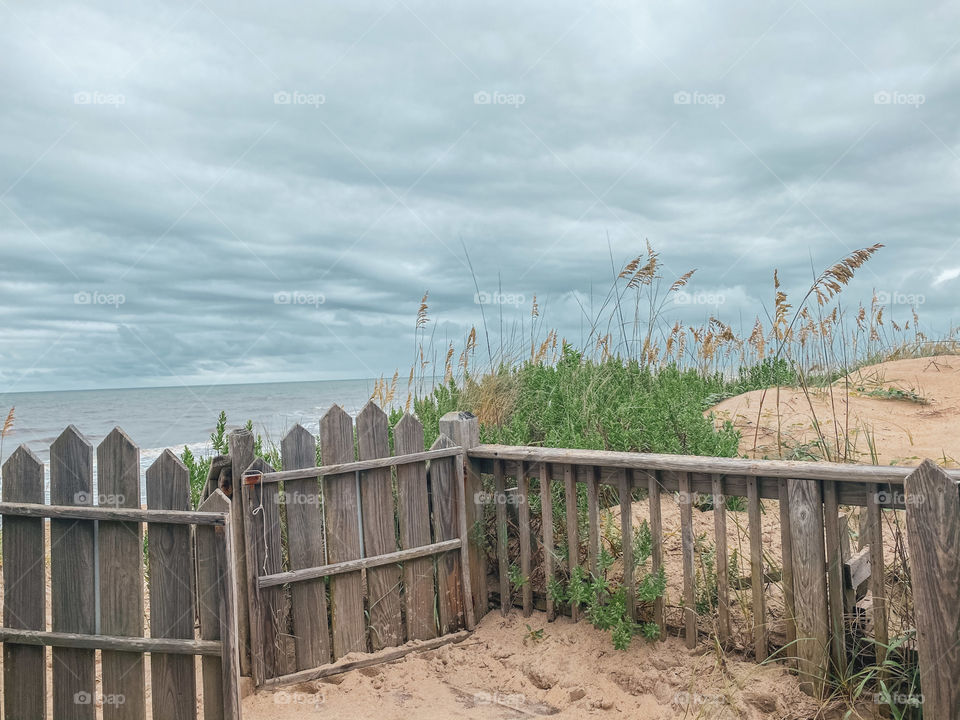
left=1, top=1, right=958, bottom=392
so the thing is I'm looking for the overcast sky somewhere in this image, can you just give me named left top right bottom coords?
left=1, top=1, right=958, bottom=393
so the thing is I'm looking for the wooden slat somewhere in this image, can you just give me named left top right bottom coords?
left=395, top=413, right=437, bottom=640
left=866, top=483, right=888, bottom=668
left=619, top=470, right=635, bottom=621
left=0, top=629, right=220, bottom=655
left=904, top=460, right=960, bottom=719
left=539, top=462, right=555, bottom=621
left=227, top=429, right=255, bottom=678
left=197, top=491, right=240, bottom=720
left=679, top=471, right=696, bottom=648
left=98, top=428, right=146, bottom=720
left=430, top=434, right=466, bottom=632
left=493, top=459, right=510, bottom=615
left=788, top=478, right=830, bottom=697
left=778, top=479, right=797, bottom=670
left=0, top=503, right=226, bottom=525
left=321, top=405, right=367, bottom=657
left=563, top=464, right=579, bottom=622
left=50, top=425, right=96, bottom=720
left=281, top=424, right=332, bottom=669
left=241, top=457, right=286, bottom=681
left=438, top=412, right=486, bottom=622
left=452, top=448, right=476, bottom=631
left=518, top=461, right=533, bottom=617
left=467, top=444, right=960, bottom=485
left=586, top=467, right=599, bottom=577
left=747, top=476, right=767, bottom=661
left=259, top=446, right=463, bottom=484
left=146, top=450, right=197, bottom=720
left=648, top=470, right=665, bottom=637
left=823, top=481, right=846, bottom=676
left=2, top=445, right=47, bottom=720
left=711, top=474, right=730, bottom=643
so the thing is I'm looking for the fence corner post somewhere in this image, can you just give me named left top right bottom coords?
left=905, top=459, right=960, bottom=719
left=228, top=428, right=255, bottom=679
left=439, top=411, right=487, bottom=622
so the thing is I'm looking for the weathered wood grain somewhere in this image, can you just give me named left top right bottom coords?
left=322, top=405, right=368, bottom=656
left=97, top=428, right=146, bottom=720
left=586, top=467, right=599, bottom=578
left=281, top=424, right=332, bottom=668
left=356, top=404, right=404, bottom=649
left=197, top=490, right=241, bottom=720
left=647, top=470, right=665, bottom=638
left=678, top=472, right=696, bottom=648
left=904, top=460, right=960, bottom=719
left=493, top=459, right=510, bottom=616
left=823, top=481, right=846, bottom=676
left=517, top=461, right=533, bottom=617
left=619, top=470, right=635, bottom=622
left=0, top=628, right=219, bottom=655
left=50, top=425, right=96, bottom=720
left=395, top=413, right=437, bottom=639
left=259, top=446, right=462, bottom=484
left=146, top=449, right=197, bottom=720
left=228, top=429, right=255, bottom=678
left=539, top=462, right=555, bottom=622
left=2, top=445, right=47, bottom=720
left=865, top=483, right=888, bottom=667
left=563, top=464, right=579, bottom=622
left=430, top=434, right=466, bottom=631
left=712, top=474, right=730, bottom=644
left=747, top=476, right=767, bottom=661
left=439, top=412, right=486, bottom=622
left=788, top=478, right=829, bottom=697
left=240, top=457, right=286, bottom=681
left=778, top=480, right=797, bottom=670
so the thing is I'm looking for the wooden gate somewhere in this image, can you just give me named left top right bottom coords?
left=239, top=403, right=475, bottom=687
left=0, top=426, right=242, bottom=720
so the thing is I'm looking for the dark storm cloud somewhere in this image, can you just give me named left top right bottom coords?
left=1, top=0, right=958, bottom=391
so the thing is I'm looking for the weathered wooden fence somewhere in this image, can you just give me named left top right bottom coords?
left=235, top=403, right=475, bottom=688
left=0, top=426, right=241, bottom=720
left=461, top=439, right=960, bottom=707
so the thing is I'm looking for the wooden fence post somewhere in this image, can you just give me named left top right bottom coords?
left=228, top=429, right=255, bottom=678
left=788, top=478, right=830, bottom=697
left=904, top=460, right=960, bottom=718
left=439, top=411, right=486, bottom=622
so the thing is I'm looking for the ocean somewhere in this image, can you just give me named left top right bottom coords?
left=0, top=378, right=379, bottom=497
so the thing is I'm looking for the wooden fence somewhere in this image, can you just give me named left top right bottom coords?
left=234, top=403, right=475, bottom=688
left=0, top=426, right=241, bottom=720
left=458, top=436, right=960, bottom=707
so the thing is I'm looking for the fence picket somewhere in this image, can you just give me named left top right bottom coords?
left=678, top=471, right=696, bottom=648
left=747, top=476, right=767, bottom=661
left=540, top=462, right=555, bottom=621
left=430, top=434, right=466, bottom=631
left=322, top=405, right=367, bottom=656
left=146, top=449, right=197, bottom=720
left=2, top=445, right=47, bottom=719
left=97, top=428, right=146, bottom=720
left=712, top=474, right=731, bottom=644
left=50, top=425, right=96, bottom=720
left=357, top=404, right=404, bottom=649
left=647, top=470, right=665, bottom=638
left=563, top=464, right=579, bottom=622
left=619, top=470, right=635, bottom=621
left=517, top=461, right=533, bottom=617
left=281, top=424, right=332, bottom=668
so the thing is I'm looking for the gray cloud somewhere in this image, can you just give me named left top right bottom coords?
left=1, top=0, right=958, bottom=392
